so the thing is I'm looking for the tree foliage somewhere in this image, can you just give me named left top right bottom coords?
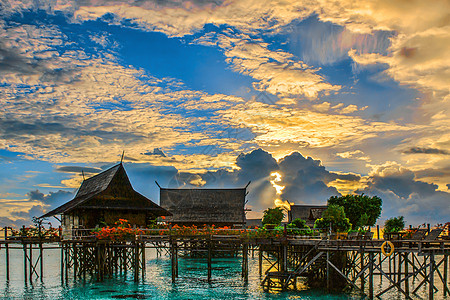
left=262, top=207, right=284, bottom=226
left=314, top=204, right=351, bottom=232
left=328, top=194, right=382, bottom=229
left=289, top=218, right=308, bottom=229
left=384, top=216, right=405, bottom=233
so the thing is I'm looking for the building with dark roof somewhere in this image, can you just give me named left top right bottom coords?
left=40, top=163, right=171, bottom=238
left=159, top=187, right=246, bottom=227
left=288, top=204, right=327, bottom=227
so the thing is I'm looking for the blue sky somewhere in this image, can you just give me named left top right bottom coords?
left=0, top=0, right=449, bottom=226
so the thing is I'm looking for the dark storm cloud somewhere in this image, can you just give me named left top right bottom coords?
left=403, top=147, right=449, bottom=155
left=27, top=189, right=73, bottom=206
left=235, top=148, right=279, bottom=182
left=359, top=169, right=450, bottom=224
left=278, top=152, right=342, bottom=204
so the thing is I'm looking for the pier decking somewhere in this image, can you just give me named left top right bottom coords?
left=1, top=229, right=449, bottom=299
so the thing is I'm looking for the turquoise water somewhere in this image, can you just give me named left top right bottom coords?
left=0, top=246, right=448, bottom=299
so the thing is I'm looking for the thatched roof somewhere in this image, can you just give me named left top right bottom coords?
left=159, top=187, right=246, bottom=225
left=40, top=164, right=171, bottom=218
left=289, top=204, right=327, bottom=226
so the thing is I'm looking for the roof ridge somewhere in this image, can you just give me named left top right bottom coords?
left=82, top=163, right=121, bottom=182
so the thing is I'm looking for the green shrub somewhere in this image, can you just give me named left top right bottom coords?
left=314, top=204, right=351, bottom=232
left=328, top=194, right=382, bottom=229
left=262, top=207, right=284, bottom=226
left=384, top=216, right=405, bottom=233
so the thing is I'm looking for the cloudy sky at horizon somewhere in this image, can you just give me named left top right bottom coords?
left=0, top=0, right=449, bottom=227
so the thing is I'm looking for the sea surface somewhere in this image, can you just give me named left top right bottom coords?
left=0, top=246, right=448, bottom=299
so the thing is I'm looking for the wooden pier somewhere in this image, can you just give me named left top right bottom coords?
left=1, top=228, right=449, bottom=299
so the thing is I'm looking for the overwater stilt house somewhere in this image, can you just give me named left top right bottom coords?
left=288, top=204, right=327, bottom=227
left=40, top=163, right=171, bottom=238
left=159, top=186, right=247, bottom=227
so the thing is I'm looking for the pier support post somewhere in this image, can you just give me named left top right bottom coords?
left=444, top=253, right=448, bottom=296
left=23, top=243, right=27, bottom=283
left=326, top=251, right=330, bottom=292
left=258, top=247, right=262, bottom=276
left=171, top=238, right=177, bottom=283
left=429, top=253, right=434, bottom=300
left=39, top=241, right=43, bottom=281
left=141, top=243, right=146, bottom=279
left=207, top=237, right=212, bottom=282
left=360, top=250, right=365, bottom=291
left=134, top=242, right=139, bottom=282
left=369, top=252, right=374, bottom=299
left=405, top=252, right=409, bottom=296
left=5, top=227, right=9, bottom=281
left=60, top=243, right=64, bottom=282
left=74, top=243, right=78, bottom=277
left=242, top=243, right=248, bottom=282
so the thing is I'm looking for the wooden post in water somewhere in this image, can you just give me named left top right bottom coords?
left=5, top=227, right=9, bottom=281
left=29, top=243, right=33, bottom=281
left=369, top=252, right=374, bottom=299
left=39, top=240, right=43, bottom=281
left=23, top=242, right=27, bottom=283
left=258, top=247, right=262, bottom=276
left=74, top=243, right=78, bottom=277
left=60, top=243, right=64, bottom=282
left=242, top=243, right=248, bottom=282
left=207, top=237, right=212, bottom=282
left=429, top=253, right=434, bottom=300
left=405, top=252, right=409, bottom=296
left=326, top=251, right=330, bottom=292
left=134, top=242, right=139, bottom=282
left=171, top=238, right=177, bottom=283
left=444, top=253, right=448, bottom=296
left=141, top=243, right=146, bottom=279
left=360, top=250, right=365, bottom=291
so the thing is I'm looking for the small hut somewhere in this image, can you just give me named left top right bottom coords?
left=159, top=187, right=246, bottom=227
left=40, top=163, right=171, bottom=238
left=288, top=204, right=327, bottom=227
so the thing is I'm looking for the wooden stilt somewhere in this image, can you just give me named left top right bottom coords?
left=207, top=238, right=212, bottom=282
left=39, top=241, right=43, bottom=281
left=326, top=251, right=330, bottom=292
left=5, top=227, right=9, bottom=281
left=405, top=252, right=409, bottom=296
left=242, top=243, right=248, bottom=282
left=141, top=243, right=146, bottom=279
left=444, top=253, right=448, bottom=296
left=369, top=252, right=374, bottom=299
left=23, top=243, right=27, bottom=283
left=60, top=243, right=64, bottom=282
left=29, top=243, right=33, bottom=281
left=360, top=250, right=365, bottom=291
left=171, top=238, right=177, bottom=283
left=429, top=253, right=434, bottom=300
left=74, top=243, right=78, bottom=277
left=134, top=242, right=139, bottom=282
left=259, top=247, right=263, bottom=276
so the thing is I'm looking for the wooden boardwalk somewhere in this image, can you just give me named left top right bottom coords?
left=1, top=234, right=449, bottom=299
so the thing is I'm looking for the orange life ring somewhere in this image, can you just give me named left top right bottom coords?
left=381, top=241, right=394, bottom=256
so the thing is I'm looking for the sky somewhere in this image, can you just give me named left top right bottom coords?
left=0, top=0, right=449, bottom=228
